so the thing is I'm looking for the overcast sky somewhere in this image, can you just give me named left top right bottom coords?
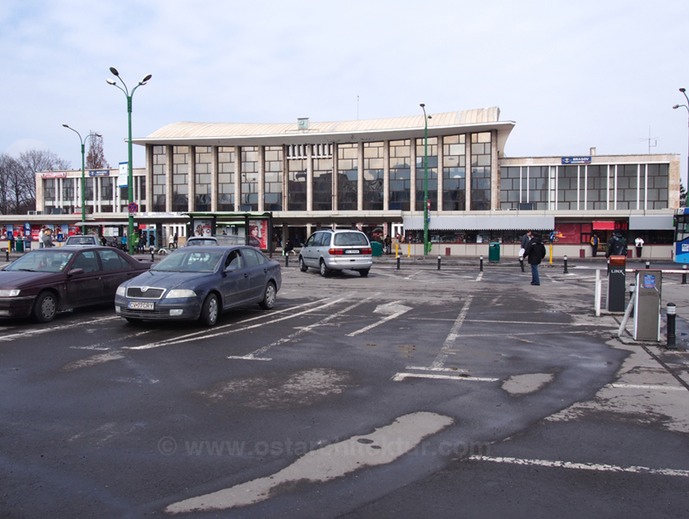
left=2, top=0, right=689, bottom=184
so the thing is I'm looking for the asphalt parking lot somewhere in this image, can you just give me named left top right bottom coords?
left=1, top=254, right=688, bottom=518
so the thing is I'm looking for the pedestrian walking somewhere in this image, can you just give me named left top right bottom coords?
left=523, top=232, right=546, bottom=285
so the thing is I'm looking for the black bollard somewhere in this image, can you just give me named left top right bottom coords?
left=563, top=255, right=568, bottom=274
left=5, top=250, right=8, bottom=262
left=479, top=255, right=483, bottom=272
left=437, top=255, right=441, bottom=270
left=519, top=258, right=525, bottom=272
left=666, top=303, right=677, bottom=350
left=683, top=264, right=688, bottom=285
left=645, top=261, right=650, bottom=269
left=151, top=250, right=155, bottom=262
left=285, top=254, right=289, bottom=268
left=396, top=256, right=400, bottom=270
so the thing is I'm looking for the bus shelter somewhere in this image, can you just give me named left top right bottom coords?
left=185, top=212, right=274, bottom=254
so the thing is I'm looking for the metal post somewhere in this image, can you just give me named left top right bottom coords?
left=420, top=103, right=431, bottom=256
left=479, top=255, right=483, bottom=272
left=108, top=67, right=152, bottom=255
left=396, top=256, right=400, bottom=270
left=666, top=302, right=677, bottom=350
left=645, top=261, right=650, bottom=269
left=563, top=255, right=568, bottom=274
left=519, top=257, right=524, bottom=272
left=437, top=255, right=441, bottom=270
left=683, top=264, right=687, bottom=285
left=285, top=254, right=289, bottom=268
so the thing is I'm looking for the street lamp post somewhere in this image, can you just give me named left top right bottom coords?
left=420, top=103, right=432, bottom=255
left=107, top=67, right=152, bottom=254
left=62, top=125, right=101, bottom=232
left=674, top=88, right=689, bottom=203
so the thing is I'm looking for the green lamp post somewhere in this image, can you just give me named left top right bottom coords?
left=107, top=67, right=152, bottom=254
left=62, top=124, right=101, bottom=232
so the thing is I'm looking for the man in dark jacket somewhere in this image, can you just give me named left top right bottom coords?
left=605, top=232, right=628, bottom=258
left=523, top=232, right=547, bottom=286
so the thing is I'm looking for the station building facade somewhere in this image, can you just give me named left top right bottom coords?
left=26, top=107, right=680, bottom=258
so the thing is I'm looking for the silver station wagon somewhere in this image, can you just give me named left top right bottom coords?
left=298, top=229, right=372, bottom=277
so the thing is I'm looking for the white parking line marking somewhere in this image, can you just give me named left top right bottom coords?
left=469, top=455, right=689, bottom=478
left=346, top=300, right=411, bottom=337
left=392, top=372, right=498, bottom=382
left=165, top=412, right=454, bottom=514
left=0, top=315, right=120, bottom=342
left=430, top=295, right=473, bottom=369
left=608, top=383, right=686, bottom=391
left=127, top=296, right=358, bottom=351
left=229, top=295, right=377, bottom=361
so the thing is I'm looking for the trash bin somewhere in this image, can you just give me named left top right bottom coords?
left=15, top=239, right=24, bottom=253
left=371, top=241, right=383, bottom=257
left=488, top=241, right=500, bottom=262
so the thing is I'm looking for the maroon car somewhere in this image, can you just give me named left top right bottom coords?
left=0, top=246, right=150, bottom=322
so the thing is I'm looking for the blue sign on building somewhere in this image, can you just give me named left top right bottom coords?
left=561, top=156, right=592, bottom=164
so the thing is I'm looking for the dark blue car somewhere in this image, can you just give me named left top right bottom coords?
left=114, top=246, right=281, bottom=326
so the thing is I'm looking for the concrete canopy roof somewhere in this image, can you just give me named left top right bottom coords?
left=134, top=107, right=515, bottom=155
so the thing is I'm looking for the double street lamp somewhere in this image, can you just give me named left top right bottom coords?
left=420, top=103, right=432, bottom=255
left=107, top=67, right=152, bottom=254
left=62, top=124, right=101, bottom=231
left=673, top=88, right=689, bottom=201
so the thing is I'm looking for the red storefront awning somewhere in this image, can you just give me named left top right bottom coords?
left=592, top=221, right=616, bottom=230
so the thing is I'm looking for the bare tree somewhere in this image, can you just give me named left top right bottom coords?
left=2, top=150, right=70, bottom=213
left=86, top=133, right=109, bottom=169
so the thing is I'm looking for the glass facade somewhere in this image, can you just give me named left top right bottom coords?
left=389, top=139, right=411, bottom=211
left=415, top=137, right=437, bottom=211
left=443, top=135, right=466, bottom=210
left=363, top=142, right=384, bottom=210
left=337, top=143, right=358, bottom=211
left=499, top=162, right=670, bottom=211
left=470, top=132, right=491, bottom=210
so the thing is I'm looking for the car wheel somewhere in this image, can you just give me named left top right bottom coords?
left=299, top=256, right=308, bottom=272
left=359, top=268, right=370, bottom=277
left=199, top=293, right=220, bottom=327
left=259, top=281, right=277, bottom=310
left=319, top=260, right=330, bottom=277
left=33, top=291, right=58, bottom=323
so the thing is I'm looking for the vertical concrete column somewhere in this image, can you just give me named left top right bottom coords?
left=410, top=139, right=417, bottom=213
left=165, top=145, right=173, bottom=213
left=437, top=136, right=444, bottom=212
left=306, top=144, right=314, bottom=211
left=490, top=130, right=499, bottom=211
left=465, top=134, right=471, bottom=210
left=332, top=143, right=339, bottom=211
left=281, top=145, right=289, bottom=210
left=357, top=142, right=364, bottom=211
left=211, top=146, right=219, bottom=212
left=188, top=146, right=196, bottom=212
left=234, top=146, right=241, bottom=212
left=258, top=145, right=265, bottom=212
left=383, top=140, right=390, bottom=211
left=145, top=144, right=154, bottom=212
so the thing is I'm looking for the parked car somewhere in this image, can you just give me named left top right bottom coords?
left=185, top=235, right=246, bottom=247
left=299, top=229, right=373, bottom=277
left=0, top=246, right=151, bottom=322
left=64, top=234, right=101, bottom=246
left=115, top=245, right=281, bottom=326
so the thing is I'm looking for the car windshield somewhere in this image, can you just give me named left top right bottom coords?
left=5, top=250, right=75, bottom=273
left=151, top=250, right=225, bottom=273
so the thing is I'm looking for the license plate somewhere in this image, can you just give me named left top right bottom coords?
left=344, top=249, right=360, bottom=254
left=128, top=301, right=154, bottom=310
